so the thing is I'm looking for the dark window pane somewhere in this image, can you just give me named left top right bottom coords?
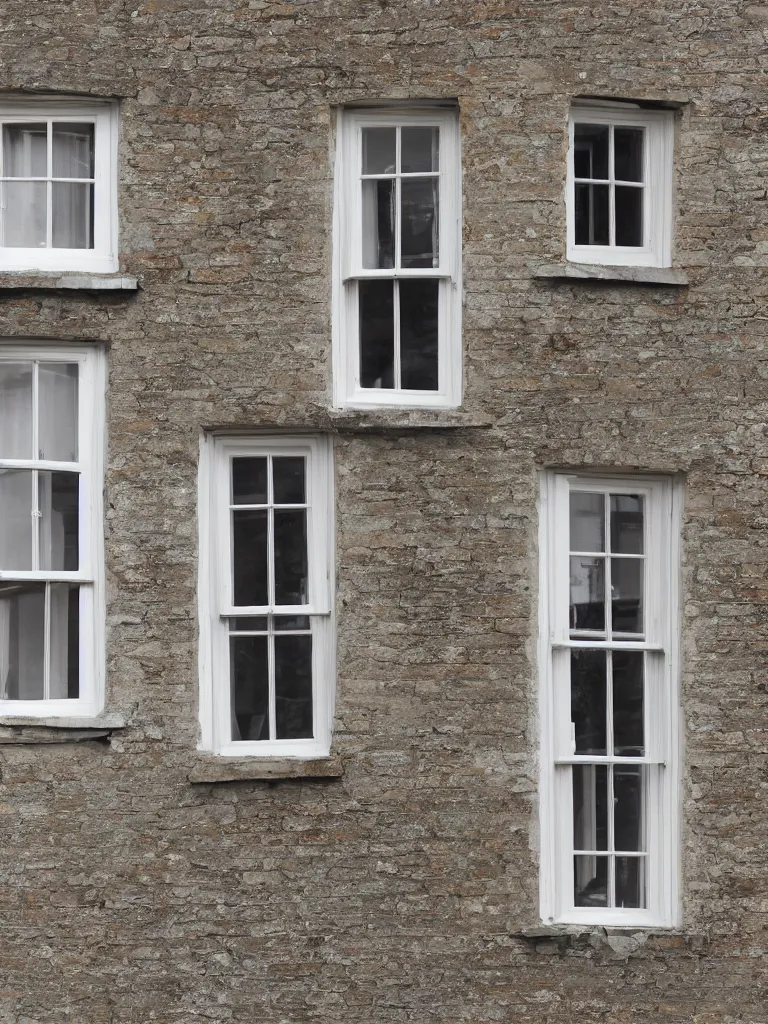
left=0, top=362, right=33, bottom=459
left=610, top=494, right=644, bottom=554
left=571, top=649, right=607, bottom=755
left=39, top=471, right=79, bottom=571
left=575, top=183, right=609, bottom=245
left=362, top=178, right=395, bottom=269
left=611, top=557, right=643, bottom=634
left=616, top=856, right=646, bottom=909
left=232, top=509, right=268, bottom=606
left=570, top=556, right=605, bottom=632
left=49, top=583, right=79, bottom=699
left=362, top=127, right=396, bottom=174
left=574, top=855, right=608, bottom=907
left=573, top=123, right=609, bottom=179
left=230, top=635, right=269, bottom=741
left=52, top=182, right=93, bottom=249
left=570, top=491, right=605, bottom=552
left=0, top=469, right=33, bottom=570
left=614, top=127, right=643, bottom=182
left=275, top=634, right=313, bottom=739
left=359, top=280, right=394, bottom=389
left=52, top=123, right=94, bottom=178
left=274, top=616, right=311, bottom=631
left=615, top=186, right=643, bottom=247
left=401, top=127, right=439, bottom=173
left=0, top=582, right=46, bottom=700
left=613, top=650, right=644, bottom=756
left=400, top=177, right=439, bottom=268
left=232, top=458, right=268, bottom=505
left=274, top=510, right=308, bottom=605
left=400, top=278, right=439, bottom=391
left=614, top=765, right=645, bottom=852
left=273, top=457, right=305, bottom=505
left=229, top=617, right=268, bottom=632
left=573, top=764, right=608, bottom=851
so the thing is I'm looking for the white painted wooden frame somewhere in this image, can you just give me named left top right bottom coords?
left=198, top=434, right=335, bottom=758
left=566, top=104, right=674, bottom=268
left=538, top=471, right=682, bottom=928
left=332, top=106, right=462, bottom=409
left=0, top=97, right=118, bottom=274
left=0, top=343, right=107, bottom=717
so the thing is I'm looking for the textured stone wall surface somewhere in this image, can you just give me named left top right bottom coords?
left=0, top=1, right=766, bottom=1021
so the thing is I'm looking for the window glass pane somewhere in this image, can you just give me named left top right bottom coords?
left=48, top=583, right=79, bottom=699
left=570, top=491, right=604, bottom=552
left=570, top=556, right=605, bottom=632
left=232, top=457, right=267, bottom=505
left=274, top=615, right=310, bottom=631
left=229, top=617, right=267, bottom=632
left=51, top=123, right=94, bottom=178
left=615, top=186, right=643, bottom=247
left=274, top=510, right=308, bottom=605
left=38, top=471, right=79, bottom=571
left=230, top=635, right=269, bottom=741
left=359, top=279, right=394, bottom=389
left=401, top=127, right=439, bottom=173
left=362, top=127, right=395, bottom=175
left=3, top=124, right=47, bottom=177
left=610, top=494, right=644, bottom=554
left=571, top=649, right=607, bottom=755
left=611, top=557, right=643, bottom=634
left=275, top=634, right=313, bottom=739
left=399, top=278, right=438, bottom=391
left=615, top=856, right=646, bottom=909
left=573, top=764, right=608, bottom=851
left=574, top=854, right=608, bottom=907
left=232, top=509, right=268, bottom=606
left=362, top=178, right=394, bottom=269
left=3, top=181, right=46, bottom=247
left=613, top=650, right=644, bottom=756
left=574, top=183, right=609, bottom=246
left=38, top=362, right=78, bottom=462
left=400, top=177, right=439, bottom=269
left=0, top=582, right=45, bottom=700
left=0, top=362, right=33, bottom=459
left=614, top=765, right=645, bottom=852
left=273, top=457, right=305, bottom=505
left=573, top=124, right=609, bottom=179
left=614, top=127, right=643, bottom=182
left=52, top=182, right=93, bottom=249
left=0, top=469, right=33, bottom=570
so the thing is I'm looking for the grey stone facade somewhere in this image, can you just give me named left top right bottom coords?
left=0, top=1, right=766, bottom=1021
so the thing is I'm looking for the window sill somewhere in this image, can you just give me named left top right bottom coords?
left=327, top=409, right=493, bottom=431
left=0, top=272, right=139, bottom=291
left=188, top=754, right=345, bottom=784
left=533, top=263, right=688, bottom=286
left=0, top=713, right=126, bottom=744
left=512, top=926, right=707, bottom=955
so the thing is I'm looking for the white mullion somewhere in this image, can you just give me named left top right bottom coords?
left=608, top=124, right=616, bottom=248
left=31, top=362, right=40, bottom=571
left=46, top=121, right=53, bottom=249
left=393, top=278, right=401, bottom=389
left=606, top=649, right=616, bottom=907
left=604, top=494, right=612, bottom=639
left=43, top=581, right=51, bottom=700
left=268, top=614, right=276, bottom=741
left=267, top=455, right=275, bottom=607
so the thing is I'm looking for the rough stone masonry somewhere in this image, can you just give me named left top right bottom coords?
left=0, top=1, right=766, bottom=1021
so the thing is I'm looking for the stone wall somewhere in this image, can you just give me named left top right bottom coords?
left=0, top=1, right=766, bottom=1021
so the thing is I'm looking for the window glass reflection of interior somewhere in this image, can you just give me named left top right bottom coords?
left=573, top=121, right=645, bottom=250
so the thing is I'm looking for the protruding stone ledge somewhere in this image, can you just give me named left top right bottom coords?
left=188, top=754, right=345, bottom=784
left=0, top=713, right=127, bottom=744
left=532, top=263, right=689, bottom=286
left=0, top=273, right=139, bottom=291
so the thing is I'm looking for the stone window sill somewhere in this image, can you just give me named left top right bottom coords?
left=0, top=273, right=139, bottom=291
left=511, top=925, right=708, bottom=954
left=533, top=263, right=688, bottom=286
left=0, top=713, right=127, bottom=744
left=188, top=754, right=345, bottom=784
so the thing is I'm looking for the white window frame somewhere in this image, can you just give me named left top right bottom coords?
left=538, top=471, right=682, bottom=928
left=198, top=435, right=335, bottom=758
left=0, top=97, right=118, bottom=274
left=333, top=106, right=462, bottom=410
left=566, top=104, right=674, bottom=268
left=0, top=343, right=106, bottom=717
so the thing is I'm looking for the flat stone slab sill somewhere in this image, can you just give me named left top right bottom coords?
left=0, top=273, right=139, bottom=291
left=533, top=263, right=689, bottom=286
left=189, top=755, right=345, bottom=783
left=0, top=713, right=127, bottom=744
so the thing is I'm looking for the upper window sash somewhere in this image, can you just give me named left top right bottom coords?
left=213, top=437, right=333, bottom=617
